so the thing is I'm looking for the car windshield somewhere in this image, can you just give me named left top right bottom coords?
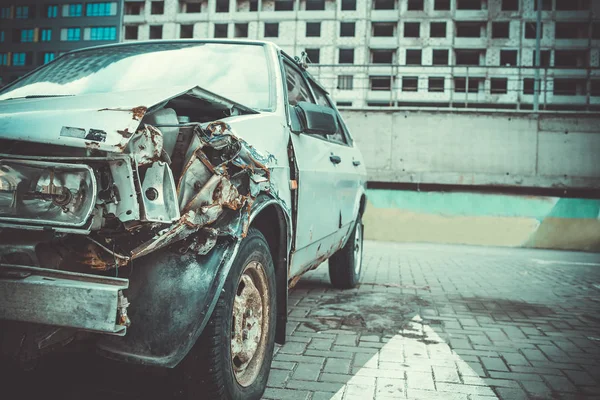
left=0, top=42, right=273, bottom=110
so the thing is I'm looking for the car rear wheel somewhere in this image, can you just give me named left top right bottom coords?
left=175, top=228, right=276, bottom=400
left=328, top=216, right=364, bottom=289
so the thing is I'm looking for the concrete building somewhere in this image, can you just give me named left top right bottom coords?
left=122, top=0, right=600, bottom=110
left=0, top=1, right=124, bottom=86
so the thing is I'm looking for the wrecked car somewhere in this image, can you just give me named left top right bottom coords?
left=0, top=40, right=367, bottom=399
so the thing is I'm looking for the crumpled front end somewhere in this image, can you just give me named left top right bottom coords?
left=0, top=90, right=280, bottom=365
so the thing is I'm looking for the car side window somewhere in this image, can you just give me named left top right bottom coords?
left=309, top=83, right=348, bottom=145
left=284, top=63, right=314, bottom=106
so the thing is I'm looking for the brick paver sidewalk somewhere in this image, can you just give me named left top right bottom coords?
left=263, top=242, right=600, bottom=400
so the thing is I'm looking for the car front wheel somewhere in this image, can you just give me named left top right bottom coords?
left=328, top=215, right=364, bottom=289
left=175, top=228, right=276, bottom=400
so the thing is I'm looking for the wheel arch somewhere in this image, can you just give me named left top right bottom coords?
left=249, top=197, right=292, bottom=345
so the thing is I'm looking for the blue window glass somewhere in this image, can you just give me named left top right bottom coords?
left=47, top=5, right=58, bottom=18
left=66, top=28, right=81, bottom=41
left=0, top=7, right=11, bottom=19
left=69, top=4, right=82, bottom=16
left=13, top=53, right=26, bottom=66
left=87, top=2, right=113, bottom=16
left=15, top=6, right=29, bottom=19
left=43, top=52, right=56, bottom=64
left=90, top=26, right=117, bottom=40
left=41, top=29, right=52, bottom=41
left=21, top=29, right=34, bottom=42
left=0, top=53, right=8, bottom=65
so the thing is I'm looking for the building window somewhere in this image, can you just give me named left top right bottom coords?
left=339, top=48, right=354, bottom=63
left=373, top=0, right=396, bottom=10
left=556, top=0, right=590, bottom=11
left=524, top=22, right=542, bottom=39
left=0, top=7, right=11, bottom=19
left=492, top=22, right=509, bottom=38
left=340, top=22, right=355, bottom=37
left=434, top=0, right=450, bottom=10
left=306, top=22, right=321, bottom=37
left=305, top=48, right=320, bottom=63
left=264, top=23, right=279, bottom=37
left=41, top=29, right=52, bottom=41
left=534, top=0, right=552, bottom=10
left=402, top=77, right=418, bottom=92
left=372, top=49, right=395, bottom=63
left=490, top=78, right=508, bottom=94
left=553, top=79, right=584, bottom=96
left=65, top=4, right=82, bottom=17
left=306, top=0, right=325, bottom=10
left=13, top=52, right=28, bottom=66
left=373, top=23, right=395, bottom=37
left=554, top=50, right=587, bottom=67
left=455, top=49, right=483, bottom=65
left=126, top=2, right=143, bottom=14
left=149, top=25, right=163, bottom=39
left=590, top=80, right=600, bottom=97
left=454, top=77, right=480, bottom=93
left=0, top=31, right=4, bottom=42
left=501, top=0, right=518, bottom=10
left=186, top=2, right=201, bottom=13
left=20, top=29, right=35, bottom=42
left=46, top=5, right=59, bottom=18
left=15, top=6, right=30, bottom=19
left=337, top=101, right=353, bottom=107
left=89, top=26, right=117, bottom=40
left=275, top=0, right=294, bottom=11
left=405, top=49, right=422, bottom=65
left=151, top=1, right=164, bottom=14
left=62, top=27, right=81, bottom=41
left=432, top=49, right=449, bottom=65
left=533, top=50, right=551, bottom=67
left=338, top=75, right=354, bottom=90
left=407, top=0, right=423, bottom=10
left=86, top=2, right=115, bottom=16
left=235, top=23, right=248, bottom=38
left=428, top=77, right=445, bottom=92
left=125, top=25, right=138, bottom=39
left=342, top=0, right=357, bottom=10
left=430, top=22, right=446, bottom=37
left=370, top=76, right=392, bottom=91
left=500, top=49, right=517, bottom=66
left=0, top=53, right=8, bottom=65
left=457, top=0, right=481, bottom=10
left=250, top=0, right=258, bottom=11
left=404, top=22, right=420, bottom=38
left=43, top=52, right=56, bottom=64
left=555, top=23, right=586, bottom=39
left=523, top=78, right=534, bottom=95
left=593, top=23, right=600, bottom=39
left=180, top=24, right=193, bottom=38
left=216, top=0, right=229, bottom=12
left=214, top=23, right=228, bottom=38
left=456, top=22, right=482, bottom=37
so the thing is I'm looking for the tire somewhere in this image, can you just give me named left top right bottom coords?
left=175, top=228, right=277, bottom=400
left=328, top=215, right=364, bottom=289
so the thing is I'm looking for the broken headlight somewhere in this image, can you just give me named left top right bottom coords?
left=0, top=160, right=97, bottom=227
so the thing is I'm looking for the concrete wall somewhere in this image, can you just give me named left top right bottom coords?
left=364, top=189, right=600, bottom=252
left=342, top=110, right=600, bottom=189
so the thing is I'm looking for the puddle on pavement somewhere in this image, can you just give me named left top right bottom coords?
left=450, top=296, right=556, bottom=317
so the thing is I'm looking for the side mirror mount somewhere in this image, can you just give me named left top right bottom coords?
left=290, top=101, right=338, bottom=135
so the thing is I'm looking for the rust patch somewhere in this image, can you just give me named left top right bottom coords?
left=117, top=128, right=132, bottom=138
left=131, top=106, right=147, bottom=121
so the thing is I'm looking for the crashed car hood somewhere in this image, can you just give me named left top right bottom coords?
left=0, top=85, right=199, bottom=153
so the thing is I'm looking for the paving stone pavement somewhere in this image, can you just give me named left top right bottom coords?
left=262, top=241, right=600, bottom=400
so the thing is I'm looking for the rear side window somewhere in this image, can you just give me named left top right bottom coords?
left=284, top=63, right=314, bottom=105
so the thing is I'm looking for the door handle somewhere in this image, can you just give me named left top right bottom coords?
left=352, top=160, right=361, bottom=166
left=329, top=155, right=342, bottom=164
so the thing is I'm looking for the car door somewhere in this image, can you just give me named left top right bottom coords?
left=283, top=60, right=343, bottom=278
left=307, top=80, right=366, bottom=234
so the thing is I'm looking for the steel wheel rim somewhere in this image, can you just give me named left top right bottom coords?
left=354, top=223, right=363, bottom=275
left=231, top=260, right=270, bottom=387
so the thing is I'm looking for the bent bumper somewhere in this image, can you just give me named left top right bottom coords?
left=0, top=264, right=129, bottom=335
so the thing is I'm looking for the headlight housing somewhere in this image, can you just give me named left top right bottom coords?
left=0, top=160, right=97, bottom=227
